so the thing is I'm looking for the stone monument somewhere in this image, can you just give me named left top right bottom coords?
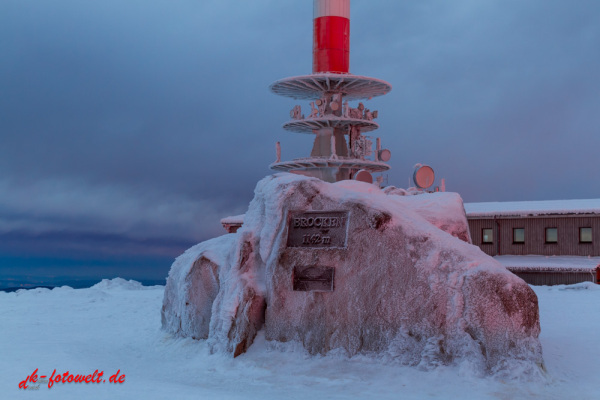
left=162, top=175, right=543, bottom=374
left=161, top=0, right=544, bottom=376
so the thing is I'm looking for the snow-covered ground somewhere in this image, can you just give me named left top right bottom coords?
left=2, top=278, right=598, bottom=400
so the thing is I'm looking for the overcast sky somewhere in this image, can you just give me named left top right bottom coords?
left=1, top=0, right=599, bottom=286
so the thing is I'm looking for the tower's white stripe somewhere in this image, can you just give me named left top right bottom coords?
left=314, top=0, right=350, bottom=19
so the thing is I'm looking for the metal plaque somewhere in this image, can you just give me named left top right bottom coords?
left=293, top=266, right=334, bottom=292
left=286, top=211, right=349, bottom=248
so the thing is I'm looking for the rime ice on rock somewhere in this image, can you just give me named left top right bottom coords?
left=162, top=174, right=544, bottom=374
left=162, top=0, right=543, bottom=375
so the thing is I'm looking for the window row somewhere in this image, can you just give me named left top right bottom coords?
left=481, top=227, right=593, bottom=244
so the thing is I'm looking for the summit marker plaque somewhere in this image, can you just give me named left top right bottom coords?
left=286, top=211, right=349, bottom=248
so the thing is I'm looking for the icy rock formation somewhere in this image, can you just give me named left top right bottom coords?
left=162, top=173, right=543, bottom=373
left=382, top=185, right=471, bottom=243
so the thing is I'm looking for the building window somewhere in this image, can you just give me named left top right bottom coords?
left=482, top=228, right=494, bottom=244
left=545, top=227, right=558, bottom=243
left=513, top=228, right=525, bottom=244
left=580, top=227, right=593, bottom=243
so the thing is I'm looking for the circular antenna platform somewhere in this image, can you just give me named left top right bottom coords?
left=270, top=73, right=392, bottom=101
left=413, top=165, right=435, bottom=189
left=270, top=157, right=390, bottom=174
left=353, top=169, right=373, bottom=184
left=283, top=117, right=379, bottom=134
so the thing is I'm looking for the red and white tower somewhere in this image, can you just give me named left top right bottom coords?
left=270, top=0, right=392, bottom=184
left=313, top=0, right=350, bottom=74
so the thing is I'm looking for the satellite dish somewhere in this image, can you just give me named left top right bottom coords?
left=413, top=165, right=435, bottom=189
left=354, top=169, right=373, bottom=184
left=378, top=149, right=391, bottom=162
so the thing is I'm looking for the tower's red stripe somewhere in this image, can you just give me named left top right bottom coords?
left=313, top=16, right=350, bottom=74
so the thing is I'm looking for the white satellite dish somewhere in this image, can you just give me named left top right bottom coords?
left=413, top=165, right=435, bottom=189
left=354, top=169, right=373, bottom=184
left=378, top=149, right=391, bottom=162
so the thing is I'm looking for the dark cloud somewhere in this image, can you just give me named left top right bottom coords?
left=1, top=0, right=599, bottom=284
left=350, top=0, right=600, bottom=201
left=0, top=230, right=194, bottom=259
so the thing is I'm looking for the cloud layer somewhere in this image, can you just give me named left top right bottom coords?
left=1, top=0, right=599, bottom=282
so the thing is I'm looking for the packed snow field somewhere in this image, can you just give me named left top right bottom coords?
left=2, top=278, right=598, bottom=400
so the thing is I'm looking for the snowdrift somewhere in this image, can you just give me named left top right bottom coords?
left=162, top=173, right=543, bottom=375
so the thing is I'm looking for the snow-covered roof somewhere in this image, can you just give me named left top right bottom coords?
left=495, top=255, right=600, bottom=273
left=464, top=199, right=600, bottom=218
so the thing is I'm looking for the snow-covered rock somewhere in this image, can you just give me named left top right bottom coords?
left=92, top=277, right=151, bottom=291
left=162, top=173, right=543, bottom=374
left=384, top=186, right=472, bottom=243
